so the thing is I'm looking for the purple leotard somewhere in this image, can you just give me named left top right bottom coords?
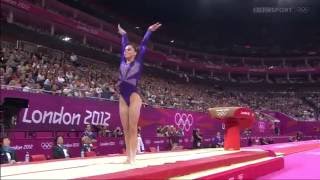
left=118, top=30, right=152, bottom=105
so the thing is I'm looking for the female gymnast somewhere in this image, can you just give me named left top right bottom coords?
left=117, top=22, right=161, bottom=163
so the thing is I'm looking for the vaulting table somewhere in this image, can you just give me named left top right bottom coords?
left=208, top=107, right=256, bottom=150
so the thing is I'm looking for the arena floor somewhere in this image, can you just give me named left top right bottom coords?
left=1, top=140, right=319, bottom=179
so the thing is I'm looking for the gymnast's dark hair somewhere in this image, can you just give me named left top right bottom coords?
left=126, top=43, right=140, bottom=53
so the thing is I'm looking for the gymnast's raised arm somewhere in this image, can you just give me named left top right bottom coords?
left=118, top=24, right=128, bottom=62
left=137, top=22, right=162, bottom=62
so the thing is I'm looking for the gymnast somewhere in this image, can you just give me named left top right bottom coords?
left=117, top=22, right=161, bottom=163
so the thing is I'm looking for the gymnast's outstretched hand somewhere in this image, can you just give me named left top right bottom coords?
left=148, top=22, right=162, bottom=32
left=118, top=24, right=127, bottom=35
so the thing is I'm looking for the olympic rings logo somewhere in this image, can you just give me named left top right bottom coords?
left=174, top=113, right=193, bottom=132
left=41, top=142, right=53, bottom=150
left=216, top=109, right=229, bottom=117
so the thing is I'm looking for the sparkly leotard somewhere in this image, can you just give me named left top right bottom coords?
left=118, top=30, right=152, bottom=106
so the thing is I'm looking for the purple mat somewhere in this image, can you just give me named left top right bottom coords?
left=244, top=140, right=320, bottom=152
left=259, top=148, right=320, bottom=179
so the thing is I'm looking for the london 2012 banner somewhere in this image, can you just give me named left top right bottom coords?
left=1, top=90, right=223, bottom=136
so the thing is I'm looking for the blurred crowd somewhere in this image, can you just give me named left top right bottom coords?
left=1, top=45, right=319, bottom=121
left=1, top=47, right=118, bottom=100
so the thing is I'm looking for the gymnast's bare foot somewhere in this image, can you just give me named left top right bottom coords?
left=128, top=158, right=136, bottom=165
left=121, top=158, right=130, bottom=164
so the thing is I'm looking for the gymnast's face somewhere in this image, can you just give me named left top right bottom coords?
left=124, top=45, right=137, bottom=62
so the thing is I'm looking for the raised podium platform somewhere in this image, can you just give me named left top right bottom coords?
left=0, top=148, right=284, bottom=180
